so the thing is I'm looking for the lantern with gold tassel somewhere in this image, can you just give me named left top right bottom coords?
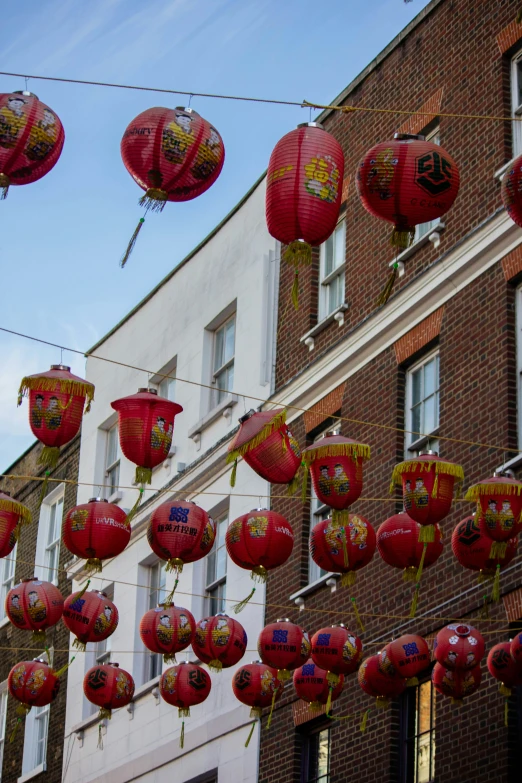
left=309, top=514, right=376, bottom=587
left=0, top=491, right=31, bottom=556
left=8, top=657, right=66, bottom=717
left=232, top=661, right=283, bottom=740
left=487, top=642, right=522, bottom=697
left=464, top=472, right=522, bottom=559
left=358, top=653, right=406, bottom=708
left=293, top=659, right=344, bottom=715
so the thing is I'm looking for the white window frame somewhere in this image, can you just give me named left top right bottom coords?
left=35, top=484, right=64, bottom=586
left=0, top=543, right=17, bottom=623
left=512, top=50, right=522, bottom=158
left=309, top=421, right=341, bottom=584
left=105, top=424, right=120, bottom=502
left=20, top=653, right=51, bottom=779
left=319, top=219, right=346, bottom=321
left=144, top=563, right=167, bottom=683
left=152, top=356, right=177, bottom=403
left=205, top=509, right=228, bottom=615
left=0, top=683, right=7, bottom=780
left=405, top=350, right=440, bottom=457
left=212, top=315, right=236, bottom=407
left=414, top=128, right=441, bottom=242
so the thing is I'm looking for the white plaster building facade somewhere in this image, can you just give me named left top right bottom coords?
left=62, top=174, right=280, bottom=783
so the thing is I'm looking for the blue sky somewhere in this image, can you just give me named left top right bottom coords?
left=0, top=0, right=429, bottom=469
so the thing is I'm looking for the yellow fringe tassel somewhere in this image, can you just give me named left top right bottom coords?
left=281, top=432, right=287, bottom=452
left=165, top=559, right=184, bottom=575
left=283, top=240, right=312, bottom=268
left=490, top=541, right=508, bottom=560
left=492, top=564, right=501, bottom=602
left=38, top=446, right=60, bottom=471
left=229, top=458, right=238, bottom=488
left=390, top=460, right=464, bottom=492
left=325, top=687, right=333, bottom=716
left=409, top=584, right=420, bottom=619
left=251, top=566, right=268, bottom=582
left=0, top=498, right=32, bottom=524
left=180, top=720, right=185, bottom=749
left=341, top=571, right=356, bottom=587
left=85, top=558, right=103, bottom=575
left=17, top=377, right=95, bottom=410
left=277, top=669, right=291, bottom=682
left=245, top=720, right=256, bottom=748
left=326, top=672, right=340, bottom=688
left=431, top=473, right=439, bottom=499
left=233, top=587, right=256, bottom=614
left=120, top=217, right=145, bottom=268
left=250, top=706, right=262, bottom=719
left=465, top=482, right=522, bottom=500
left=178, top=707, right=190, bottom=718
left=418, top=525, right=435, bottom=543
left=54, top=656, right=75, bottom=679
left=73, top=639, right=87, bottom=652
left=350, top=596, right=365, bottom=632
left=376, top=263, right=399, bottom=307
left=266, top=689, right=277, bottom=729
left=391, top=227, right=415, bottom=249
left=302, top=442, right=371, bottom=466
left=98, top=708, right=112, bottom=721
left=208, top=659, right=223, bottom=673
left=500, top=683, right=512, bottom=697
left=9, top=717, right=23, bottom=743
left=375, top=697, right=390, bottom=709
left=403, top=566, right=417, bottom=582
left=360, top=709, right=370, bottom=733
left=332, top=509, right=351, bottom=527
left=126, top=487, right=144, bottom=524
left=288, top=464, right=303, bottom=497
left=415, top=542, right=428, bottom=583
left=341, top=526, right=350, bottom=570
left=163, top=578, right=179, bottom=607
left=299, top=465, right=309, bottom=502
left=406, top=677, right=419, bottom=687
left=135, top=466, right=152, bottom=485
left=227, top=410, right=287, bottom=462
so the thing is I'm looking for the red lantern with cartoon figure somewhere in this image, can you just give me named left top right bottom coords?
left=390, top=453, right=464, bottom=542
left=510, top=632, right=522, bottom=665
left=18, top=365, right=94, bottom=471
left=62, top=498, right=130, bottom=574
left=83, top=662, right=135, bottom=719
left=227, top=409, right=301, bottom=490
left=311, top=624, right=362, bottom=685
left=293, top=659, right=344, bottom=712
left=258, top=619, right=311, bottom=681
left=487, top=642, right=522, bottom=696
left=0, top=492, right=31, bottom=557
left=434, top=624, right=485, bottom=671
left=6, top=578, right=63, bottom=643
left=501, top=154, right=522, bottom=228
left=111, top=388, right=183, bottom=485
left=383, top=634, right=430, bottom=686
left=140, top=603, right=195, bottom=663
left=465, top=473, right=522, bottom=557
left=147, top=500, right=215, bottom=576
left=358, top=653, right=406, bottom=708
left=232, top=662, right=283, bottom=718
left=8, top=659, right=60, bottom=715
left=302, top=436, right=371, bottom=525
left=225, top=509, right=294, bottom=582
left=377, top=512, right=443, bottom=581
left=193, top=613, right=247, bottom=672
left=432, top=662, right=481, bottom=702
left=63, top=589, right=119, bottom=651
left=266, top=122, right=344, bottom=308
left=160, top=662, right=211, bottom=715
left=0, top=91, right=64, bottom=199
left=309, top=514, right=376, bottom=587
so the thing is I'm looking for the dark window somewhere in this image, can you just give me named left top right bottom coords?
left=400, top=677, right=436, bottom=783
left=301, top=727, right=330, bottom=783
left=508, top=622, right=522, bottom=781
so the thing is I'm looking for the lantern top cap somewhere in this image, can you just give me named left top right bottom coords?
left=88, top=497, right=108, bottom=503
left=297, top=121, right=325, bottom=130
left=138, top=387, right=157, bottom=395
left=50, top=364, right=71, bottom=372
left=12, top=90, right=39, bottom=99
left=494, top=469, right=515, bottom=479
left=216, top=612, right=230, bottom=618
left=21, top=577, right=36, bottom=583
left=393, top=132, right=426, bottom=141
left=419, top=450, right=438, bottom=457
left=239, top=409, right=256, bottom=424
left=175, top=106, right=200, bottom=116
left=276, top=618, right=291, bottom=624
left=254, top=507, right=268, bottom=511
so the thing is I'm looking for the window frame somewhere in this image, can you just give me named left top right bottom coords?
left=105, top=423, right=120, bottom=500
left=35, top=484, right=64, bottom=586
left=309, top=421, right=341, bottom=584
left=512, top=50, right=522, bottom=158
left=404, top=350, right=440, bottom=457
left=400, top=674, right=436, bottom=783
left=300, top=726, right=331, bottom=783
left=0, top=683, right=7, bottom=780
left=516, top=285, right=522, bottom=452
left=0, top=543, right=17, bottom=622
left=318, top=218, right=346, bottom=321
left=212, top=315, right=236, bottom=406
left=145, top=562, right=167, bottom=682
left=21, top=654, right=51, bottom=776
left=414, top=128, right=441, bottom=242
left=205, top=509, right=228, bottom=615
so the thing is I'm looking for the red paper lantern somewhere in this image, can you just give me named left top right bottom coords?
left=357, top=134, right=460, bottom=248
left=227, top=409, right=301, bottom=489
left=0, top=91, right=64, bottom=199
left=83, top=662, right=135, bottom=719
left=160, top=662, right=211, bottom=715
left=17, top=365, right=94, bottom=470
left=120, top=106, right=224, bottom=266
left=293, top=659, right=344, bottom=712
left=432, top=662, right=481, bottom=702
left=377, top=512, right=443, bottom=581
left=358, top=654, right=406, bottom=708
left=510, top=632, right=522, bottom=665
left=465, top=474, right=522, bottom=557
left=302, top=435, right=371, bottom=524
left=232, top=662, right=283, bottom=718
left=390, top=453, right=464, bottom=541
left=8, top=659, right=60, bottom=715
left=62, top=497, right=130, bottom=574
left=139, top=603, right=195, bottom=663
left=434, top=624, right=485, bottom=670
left=266, top=122, right=344, bottom=307
left=383, top=634, right=430, bottom=685
left=309, top=514, right=376, bottom=587
left=0, top=491, right=31, bottom=557
left=487, top=642, right=522, bottom=696
left=311, top=625, right=363, bottom=683
left=193, top=613, right=247, bottom=672
left=63, top=589, right=118, bottom=651
left=225, top=509, right=294, bottom=582
left=111, top=388, right=183, bottom=485
left=147, top=500, right=215, bottom=575
left=258, top=619, right=311, bottom=680
left=501, top=155, right=522, bottom=228
left=6, top=578, right=63, bottom=643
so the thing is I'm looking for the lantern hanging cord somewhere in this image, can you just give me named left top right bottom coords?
left=0, top=325, right=517, bottom=456
left=0, top=71, right=521, bottom=124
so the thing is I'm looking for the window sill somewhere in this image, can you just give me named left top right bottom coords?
left=289, top=573, right=340, bottom=603
left=108, top=490, right=122, bottom=503
left=389, top=223, right=445, bottom=272
left=18, top=763, right=46, bottom=783
left=188, top=394, right=238, bottom=446
left=494, top=159, right=515, bottom=182
left=299, top=303, right=349, bottom=352
left=406, top=430, right=439, bottom=456
left=496, top=452, right=522, bottom=473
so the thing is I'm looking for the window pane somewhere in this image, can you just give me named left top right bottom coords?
left=411, top=403, right=422, bottom=438
left=224, top=319, right=235, bottom=363
left=517, top=60, right=522, bottom=108
left=214, top=325, right=225, bottom=372
left=317, top=729, right=330, bottom=779
left=423, top=360, right=436, bottom=397
left=107, top=426, right=118, bottom=467
left=324, top=234, right=334, bottom=277
left=334, top=222, right=345, bottom=269
left=159, top=376, right=176, bottom=401
left=206, top=550, right=216, bottom=585
left=411, top=368, right=422, bottom=406
left=423, top=395, right=436, bottom=435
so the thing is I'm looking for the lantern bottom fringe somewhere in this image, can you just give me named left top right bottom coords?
left=15, top=703, right=31, bottom=718
left=85, top=558, right=103, bottom=575
left=135, top=467, right=153, bottom=485
left=302, top=442, right=371, bottom=465
left=266, top=689, right=277, bottom=729
left=403, top=566, right=417, bottom=582
left=490, top=541, right=508, bottom=560
left=492, top=564, right=501, bottom=602
left=326, top=672, right=340, bottom=687
left=166, top=559, right=184, bottom=575
left=360, top=709, right=370, bottom=733
left=376, top=265, right=398, bottom=307
left=38, top=446, right=60, bottom=471
left=9, top=717, right=23, bottom=743
left=451, top=698, right=463, bottom=707
left=233, top=586, right=256, bottom=614
left=120, top=217, right=145, bottom=268
left=226, top=410, right=287, bottom=462
left=390, top=227, right=415, bottom=249
left=277, top=669, right=291, bottom=682
left=32, top=630, right=47, bottom=645
left=178, top=707, right=190, bottom=718
left=350, top=596, right=365, bottom=632
left=98, top=708, right=112, bottom=720
left=251, top=566, right=268, bottom=583
left=245, top=720, right=256, bottom=748
left=500, top=683, right=512, bottom=697
left=0, top=498, right=32, bottom=525
left=250, top=706, right=262, bottom=720
left=139, top=189, right=168, bottom=212
left=332, top=509, right=351, bottom=527
left=340, top=571, right=356, bottom=587
left=418, top=525, right=435, bottom=543
left=208, top=659, right=223, bottom=673
left=73, top=639, right=87, bottom=652
left=406, top=677, right=419, bottom=687
left=0, top=172, right=10, bottom=199
left=163, top=652, right=177, bottom=664
left=309, top=701, right=323, bottom=712
left=283, top=240, right=312, bottom=269
left=375, top=697, right=390, bottom=709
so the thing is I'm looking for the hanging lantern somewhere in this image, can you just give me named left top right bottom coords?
left=301, top=435, right=371, bottom=525
left=309, top=514, right=376, bottom=587
left=111, top=388, right=183, bottom=485
left=464, top=473, right=522, bottom=558
left=258, top=619, right=311, bottom=681
left=62, top=497, right=130, bottom=574
left=8, top=659, right=60, bottom=716
left=434, top=624, right=485, bottom=670
left=193, top=613, right=247, bottom=672
left=18, top=365, right=94, bottom=471
left=120, top=106, right=224, bottom=266
left=83, top=662, right=135, bottom=719
left=377, top=512, right=443, bottom=581
left=147, top=499, right=215, bottom=576
left=225, top=509, right=294, bottom=582
left=160, top=662, right=211, bottom=714
left=487, top=642, right=522, bottom=696
left=390, top=452, right=464, bottom=542
left=266, top=122, right=344, bottom=308
left=310, top=624, right=363, bottom=687
left=358, top=654, right=406, bottom=708
left=227, top=409, right=301, bottom=490
left=140, top=603, right=195, bottom=663
left=232, top=661, right=283, bottom=719
left=501, top=154, right=522, bottom=228
left=432, top=662, right=481, bottom=702
left=63, top=589, right=119, bottom=652
left=293, top=659, right=344, bottom=713
left=6, top=578, right=64, bottom=643
left=382, top=634, right=430, bottom=686
left=511, top=632, right=522, bottom=664
left=0, top=491, right=31, bottom=556
left=0, top=91, right=64, bottom=199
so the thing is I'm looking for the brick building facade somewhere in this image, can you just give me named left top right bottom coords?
left=259, top=1, right=522, bottom=782
left=0, top=435, right=79, bottom=783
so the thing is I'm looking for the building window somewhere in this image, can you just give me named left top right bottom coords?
left=516, top=285, right=522, bottom=452
left=309, top=422, right=341, bottom=584
left=0, top=545, right=16, bottom=622
left=405, top=352, right=439, bottom=456
left=0, top=688, right=7, bottom=776
left=415, top=129, right=440, bottom=242
left=22, top=658, right=50, bottom=775
left=213, top=316, right=235, bottom=405
left=36, top=487, right=64, bottom=585
left=158, top=370, right=176, bottom=402
left=145, top=563, right=167, bottom=681
left=34, top=704, right=50, bottom=768
left=301, top=727, right=330, bottom=783
left=319, top=220, right=346, bottom=320
left=105, top=424, right=120, bottom=498
left=206, top=511, right=227, bottom=615
left=512, top=51, right=522, bottom=157
left=401, top=677, right=436, bottom=783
